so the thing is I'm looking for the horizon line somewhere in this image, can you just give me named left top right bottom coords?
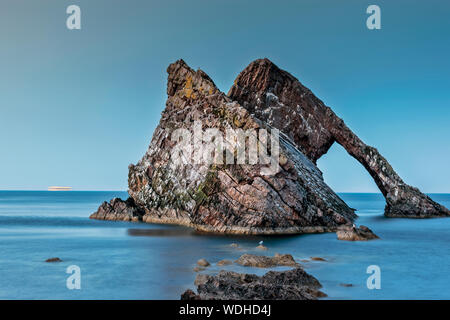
left=0, top=190, right=449, bottom=195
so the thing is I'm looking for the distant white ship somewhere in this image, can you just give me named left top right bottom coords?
left=48, top=186, right=72, bottom=191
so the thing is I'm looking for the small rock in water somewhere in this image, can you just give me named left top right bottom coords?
left=230, top=243, right=239, bottom=248
left=256, top=244, right=268, bottom=250
left=197, top=259, right=210, bottom=267
left=45, top=257, right=62, bottom=263
left=235, top=253, right=299, bottom=268
left=336, top=224, right=379, bottom=241
left=310, top=257, right=326, bottom=262
left=217, top=259, right=233, bottom=266
left=340, top=283, right=354, bottom=287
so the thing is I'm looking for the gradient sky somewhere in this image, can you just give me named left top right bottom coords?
left=0, top=0, right=449, bottom=192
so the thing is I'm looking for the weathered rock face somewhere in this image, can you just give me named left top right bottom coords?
left=91, top=59, right=356, bottom=234
left=181, top=267, right=325, bottom=300
left=229, top=58, right=449, bottom=218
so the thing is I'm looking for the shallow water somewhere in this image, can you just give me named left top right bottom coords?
left=0, top=191, right=449, bottom=299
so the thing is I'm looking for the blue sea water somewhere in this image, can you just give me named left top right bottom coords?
left=0, top=191, right=449, bottom=300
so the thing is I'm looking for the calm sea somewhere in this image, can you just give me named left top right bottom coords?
left=0, top=191, right=449, bottom=299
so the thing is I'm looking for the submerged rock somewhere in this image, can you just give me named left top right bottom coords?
left=92, top=59, right=356, bottom=234
left=197, top=259, right=210, bottom=267
left=310, top=257, right=326, bottom=262
left=216, top=259, right=233, bottom=266
left=181, top=267, right=325, bottom=300
left=229, top=58, right=449, bottom=218
left=340, top=283, right=354, bottom=287
left=45, top=257, right=62, bottom=263
left=337, top=225, right=379, bottom=241
left=235, top=253, right=299, bottom=268
left=193, top=266, right=205, bottom=272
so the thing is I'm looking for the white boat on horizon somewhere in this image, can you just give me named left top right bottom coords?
left=48, top=186, right=72, bottom=191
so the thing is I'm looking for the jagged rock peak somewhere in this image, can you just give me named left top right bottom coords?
left=167, top=59, right=218, bottom=99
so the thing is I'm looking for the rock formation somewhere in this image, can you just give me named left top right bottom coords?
left=234, top=253, right=299, bottom=268
left=91, top=59, right=356, bottom=234
left=91, top=57, right=449, bottom=235
left=228, top=59, right=449, bottom=218
left=336, top=224, right=379, bottom=241
left=181, top=267, right=325, bottom=300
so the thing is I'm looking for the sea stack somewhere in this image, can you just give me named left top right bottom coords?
left=91, top=59, right=356, bottom=234
left=91, top=58, right=449, bottom=232
left=228, top=58, right=449, bottom=218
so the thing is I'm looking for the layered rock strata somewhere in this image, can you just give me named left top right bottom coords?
left=91, top=59, right=356, bottom=234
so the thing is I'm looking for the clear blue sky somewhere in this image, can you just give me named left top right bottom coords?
left=0, top=0, right=449, bottom=192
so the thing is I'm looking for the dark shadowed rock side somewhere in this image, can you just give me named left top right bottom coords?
left=228, top=59, right=449, bottom=218
left=91, top=59, right=356, bottom=234
left=90, top=197, right=144, bottom=222
left=181, top=267, right=325, bottom=300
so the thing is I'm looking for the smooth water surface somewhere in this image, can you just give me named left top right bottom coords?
left=0, top=191, right=449, bottom=299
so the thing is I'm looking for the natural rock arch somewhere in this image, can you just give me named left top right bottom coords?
left=228, top=58, right=449, bottom=217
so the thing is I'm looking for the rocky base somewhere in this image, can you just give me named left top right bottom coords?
left=336, top=225, right=379, bottom=241
left=385, top=185, right=450, bottom=218
left=181, top=267, right=325, bottom=300
left=89, top=197, right=144, bottom=222
left=90, top=197, right=351, bottom=235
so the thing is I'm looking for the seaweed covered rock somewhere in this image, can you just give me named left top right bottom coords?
left=229, top=58, right=449, bottom=218
left=181, top=267, right=325, bottom=300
